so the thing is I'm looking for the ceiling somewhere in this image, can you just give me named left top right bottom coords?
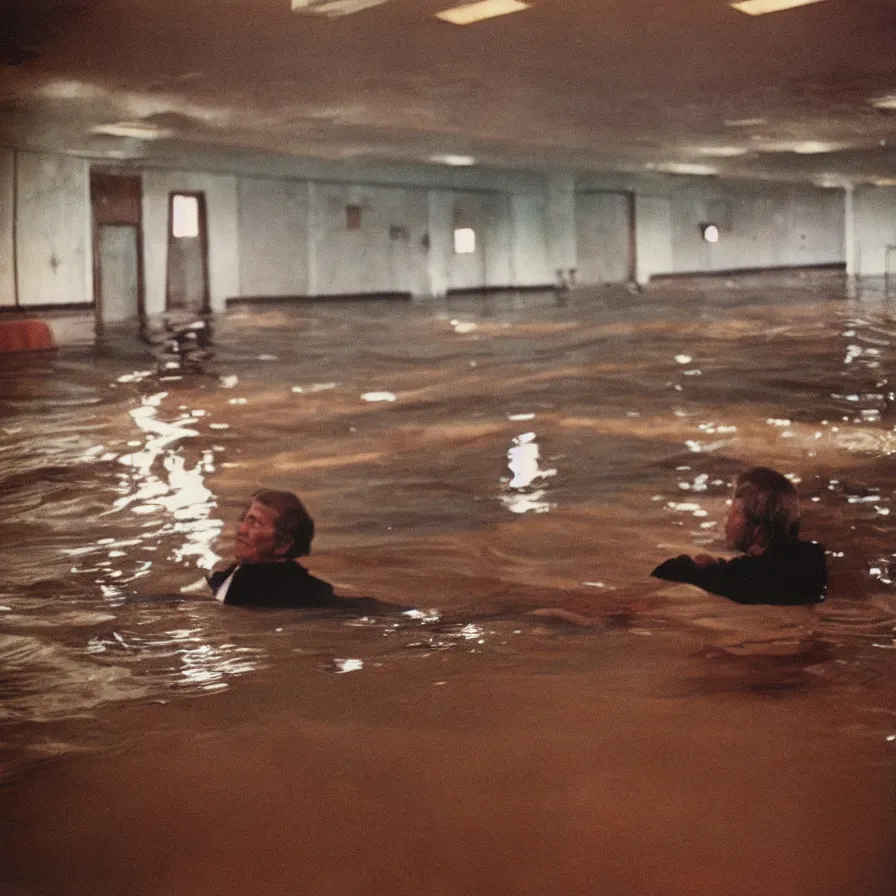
left=1, top=0, right=895, bottom=186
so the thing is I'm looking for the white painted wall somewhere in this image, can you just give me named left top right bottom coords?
left=0, top=149, right=14, bottom=307
left=15, top=151, right=91, bottom=307
left=665, top=186, right=843, bottom=274
left=3, top=148, right=874, bottom=323
left=852, top=188, right=896, bottom=277
left=237, top=177, right=309, bottom=297
left=142, top=169, right=239, bottom=314
left=427, top=190, right=453, bottom=298
left=509, top=193, right=550, bottom=286
left=545, top=174, right=577, bottom=278
left=575, top=192, right=632, bottom=284
left=308, top=182, right=428, bottom=296
left=634, top=195, right=673, bottom=285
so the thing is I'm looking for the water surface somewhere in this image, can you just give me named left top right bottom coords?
left=1, top=272, right=895, bottom=896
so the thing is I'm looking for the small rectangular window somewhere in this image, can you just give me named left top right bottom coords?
left=172, top=194, right=199, bottom=238
left=346, top=205, right=362, bottom=230
left=454, top=227, right=476, bottom=254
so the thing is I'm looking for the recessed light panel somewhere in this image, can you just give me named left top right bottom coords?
left=430, top=154, right=476, bottom=166
left=696, top=146, right=747, bottom=157
left=730, top=0, right=826, bottom=14
left=291, top=0, right=388, bottom=17
left=91, top=121, right=171, bottom=140
left=435, top=0, right=530, bottom=26
left=654, top=162, right=718, bottom=176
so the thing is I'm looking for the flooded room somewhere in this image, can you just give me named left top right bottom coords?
left=1, top=2, right=895, bottom=895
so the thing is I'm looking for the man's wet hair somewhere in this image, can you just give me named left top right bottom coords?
left=733, top=467, right=800, bottom=548
left=251, top=489, right=315, bottom=558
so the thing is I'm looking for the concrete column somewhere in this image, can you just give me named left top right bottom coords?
left=844, top=183, right=857, bottom=278
left=426, top=190, right=451, bottom=297
left=545, top=174, right=576, bottom=280
left=306, top=182, right=319, bottom=296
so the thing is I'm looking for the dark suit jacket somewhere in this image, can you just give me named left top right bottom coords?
left=651, top=539, right=827, bottom=605
left=208, top=561, right=337, bottom=608
left=207, top=561, right=407, bottom=614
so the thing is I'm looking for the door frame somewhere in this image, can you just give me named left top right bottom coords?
left=165, top=191, right=211, bottom=313
left=90, top=170, right=146, bottom=334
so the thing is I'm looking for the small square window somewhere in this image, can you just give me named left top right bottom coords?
left=172, top=194, right=199, bottom=238
left=346, top=205, right=362, bottom=230
left=454, top=227, right=476, bottom=254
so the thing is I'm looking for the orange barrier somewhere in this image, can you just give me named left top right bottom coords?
left=0, top=318, right=57, bottom=352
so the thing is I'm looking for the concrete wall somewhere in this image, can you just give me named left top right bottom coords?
left=664, top=186, right=843, bottom=274
left=0, top=149, right=14, bottom=307
left=510, top=193, right=550, bottom=286
left=634, top=195, right=674, bottom=285
left=308, top=182, right=429, bottom=296
left=142, top=169, right=239, bottom=314
left=575, top=191, right=632, bottom=284
left=237, top=177, right=310, bottom=297
left=15, top=151, right=91, bottom=307
left=578, top=174, right=845, bottom=283
left=851, top=188, right=896, bottom=277
left=2, top=147, right=874, bottom=322
left=546, top=174, right=577, bottom=278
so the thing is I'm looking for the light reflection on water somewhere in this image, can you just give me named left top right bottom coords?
left=1, top=274, right=896, bottom=765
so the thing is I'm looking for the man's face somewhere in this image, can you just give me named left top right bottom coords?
left=234, top=500, right=289, bottom=564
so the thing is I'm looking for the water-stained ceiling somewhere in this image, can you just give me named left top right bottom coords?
left=1, top=0, right=895, bottom=184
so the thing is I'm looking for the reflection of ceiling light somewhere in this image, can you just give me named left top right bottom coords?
left=653, top=162, right=718, bottom=176
left=91, top=121, right=172, bottom=140
left=725, top=118, right=766, bottom=127
left=730, top=0, right=826, bottom=15
left=870, top=177, right=896, bottom=187
left=435, top=0, right=530, bottom=26
left=696, top=146, right=747, bottom=157
left=430, top=154, right=476, bottom=166
left=291, top=0, right=388, bottom=16
left=871, top=95, right=896, bottom=111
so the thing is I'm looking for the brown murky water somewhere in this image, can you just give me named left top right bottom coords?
left=1, top=272, right=895, bottom=896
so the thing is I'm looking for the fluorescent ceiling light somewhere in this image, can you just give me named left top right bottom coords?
left=754, top=139, right=837, bottom=154
left=653, top=162, right=718, bottom=176
left=291, top=0, right=388, bottom=16
left=791, top=140, right=836, bottom=154
left=430, top=154, right=476, bottom=166
left=435, top=0, right=530, bottom=26
left=871, top=95, right=896, bottom=111
left=871, top=177, right=896, bottom=187
left=696, top=146, right=747, bottom=157
left=725, top=118, right=766, bottom=127
left=91, top=121, right=171, bottom=140
left=813, top=174, right=849, bottom=188
left=730, top=0, right=826, bottom=14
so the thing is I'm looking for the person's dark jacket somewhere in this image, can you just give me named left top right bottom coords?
left=651, top=539, right=827, bottom=605
left=207, top=561, right=403, bottom=614
left=208, top=561, right=338, bottom=607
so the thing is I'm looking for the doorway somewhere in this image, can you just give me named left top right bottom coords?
left=165, top=192, right=210, bottom=313
left=90, top=171, right=145, bottom=331
left=575, top=191, right=636, bottom=285
left=98, top=225, right=140, bottom=322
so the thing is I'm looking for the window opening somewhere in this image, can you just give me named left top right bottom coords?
left=454, top=227, right=476, bottom=254
left=172, top=194, right=200, bottom=238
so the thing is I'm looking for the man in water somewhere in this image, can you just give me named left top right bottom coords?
left=206, top=489, right=398, bottom=612
left=651, top=466, right=827, bottom=605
